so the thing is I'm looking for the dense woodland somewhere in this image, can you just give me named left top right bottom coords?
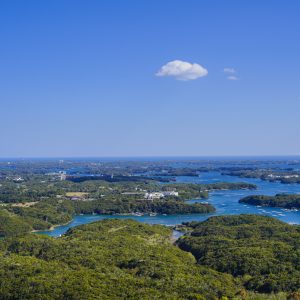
left=0, top=217, right=299, bottom=299
left=1, top=160, right=300, bottom=298
left=240, top=194, right=300, bottom=209
left=0, top=197, right=215, bottom=237
left=0, top=219, right=239, bottom=299
left=177, top=215, right=300, bottom=294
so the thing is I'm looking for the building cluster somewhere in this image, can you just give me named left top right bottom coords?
left=144, top=191, right=179, bottom=200
left=58, top=171, right=67, bottom=181
left=13, top=177, right=24, bottom=182
left=46, top=171, right=67, bottom=181
left=267, top=174, right=299, bottom=179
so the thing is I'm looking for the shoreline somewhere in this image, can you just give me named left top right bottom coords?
left=32, top=220, right=73, bottom=234
left=31, top=210, right=211, bottom=235
left=32, top=207, right=300, bottom=238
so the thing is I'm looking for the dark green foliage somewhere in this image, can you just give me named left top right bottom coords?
left=0, top=199, right=75, bottom=236
left=0, top=219, right=239, bottom=299
left=202, top=182, right=257, bottom=190
left=0, top=210, right=32, bottom=237
left=0, top=197, right=213, bottom=237
left=66, top=174, right=167, bottom=183
left=72, top=198, right=215, bottom=215
left=177, top=215, right=300, bottom=293
left=8, top=202, right=73, bottom=229
left=240, top=194, right=300, bottom=209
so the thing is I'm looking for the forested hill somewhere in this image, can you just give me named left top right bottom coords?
left=0, top=219, right=238, bottom=299
left=239, top=194, right=300, bottom=209
left=1, top=216, right=300, bottom=298
left=177, top=214, right=300, bottom=294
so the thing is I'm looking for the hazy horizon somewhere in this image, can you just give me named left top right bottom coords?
left=1, top=155, right=300, bottom=160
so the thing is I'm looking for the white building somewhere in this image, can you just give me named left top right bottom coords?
left=162, top=191, right=179, bottom=197
left=144, top=192, right=165, bottom=200
left=58, top=171, right=67, bottom=181
left=13, top=177, right=24, bottom=182
left=144, top=191, right=179, bottom=200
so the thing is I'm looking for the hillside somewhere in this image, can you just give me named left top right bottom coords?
left=177, top=214, right=300, bottom=293
left=0, top=219, right=239, bottom=299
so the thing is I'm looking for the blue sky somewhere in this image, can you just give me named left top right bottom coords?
left=0, top=0, right=299, bottom=157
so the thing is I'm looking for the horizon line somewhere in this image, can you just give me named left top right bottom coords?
left=1, top=155, right=300, bottom=160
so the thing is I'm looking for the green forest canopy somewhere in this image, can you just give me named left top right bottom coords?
left=177, top=214, right=300, bottom=293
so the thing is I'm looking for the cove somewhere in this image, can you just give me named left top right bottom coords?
left=39, top=171, right=300, bottom=237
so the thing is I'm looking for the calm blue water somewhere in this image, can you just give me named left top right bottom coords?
left=40, top=171, right=300, bottom=237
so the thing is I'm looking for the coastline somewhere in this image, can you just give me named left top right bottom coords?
left=32, top=220, right=73, bottom=234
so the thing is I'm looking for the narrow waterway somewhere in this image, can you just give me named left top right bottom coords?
left=40, top=171, right=300, bottom=237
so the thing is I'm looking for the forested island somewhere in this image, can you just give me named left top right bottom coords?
left=0, top=180, right=256, bottom=237
left=239, top=194, right=300, bottom=209
left=222, top=169, right=300, bottom=184
left=0, top=160, right=256, bottom=237
left=0, top=198, right=215, bottom=237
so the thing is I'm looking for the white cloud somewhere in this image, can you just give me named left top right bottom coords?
left=223, top=68, right=236, bottom=74
left=227, top=75, right=239, bottom=80
left=224, top=68, right=239, bottom=80
left=156, top=60, right=208, bottom=81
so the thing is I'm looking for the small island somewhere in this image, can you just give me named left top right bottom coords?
left=239, top=194, right=300, bottom=209
left=222, top=169, right=300, bottom=184
left=0, top=159, right=257, bottom=237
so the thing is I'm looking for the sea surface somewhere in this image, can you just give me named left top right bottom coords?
left=40, top=170, right=300, bottom=237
